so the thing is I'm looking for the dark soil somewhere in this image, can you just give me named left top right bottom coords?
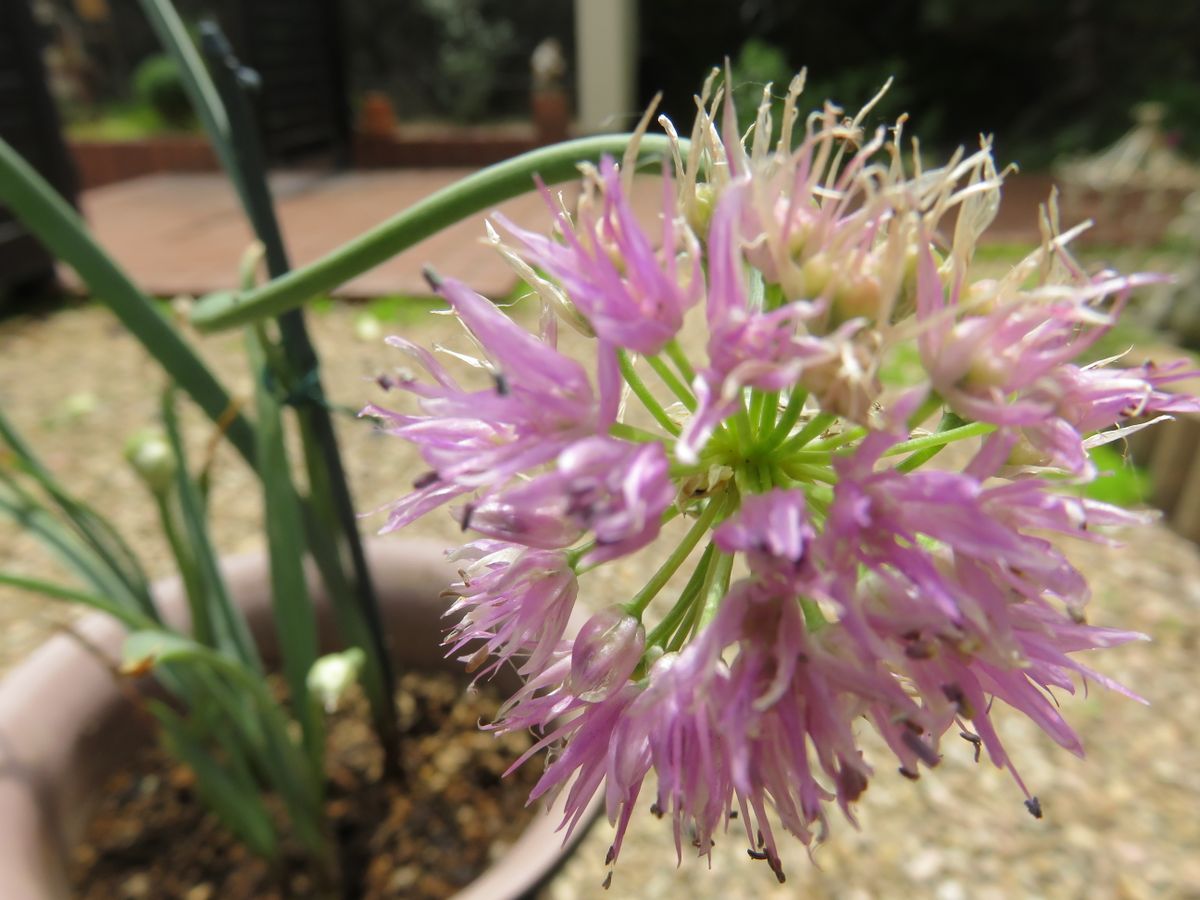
left=70, top=671, right=543, bottom=899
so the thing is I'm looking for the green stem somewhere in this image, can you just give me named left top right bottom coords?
left=570, top=505, right=681, bottom=571
left=645, top=355, right=696, bottom=411
left=153, top=491, right=213, bottom=647
left=190, top=135, right=686, bottom=332
left=800, top=597, right=828, bottom=630
left=0, top=138, right=257, bottom=466
left=203, top=28, right=383, bottom=780
left=624, top=492, right=729, bottom=618
left=806, top=426, right=867, bottom=452
left=609, top=422, right=665, bottom=444
left=618, top=351, right=681, bottom=436
left=777, top=412, right=838, bottom=454
left=0, top=571, right=155, bottom=630
left=883, top=421, right=994, bottom=459
left=755, top=389, right=779, bottom=440
left=664, top=339, right=696, bottom=383
left=643, top=542, right=717, bottom=649
left=780, top=461, right=839, bottom=485
left=759, top=389, right=808, bottom=451
left=894, top=412, right=971, bottom=473
left=696, top=550, right=735, bottom=631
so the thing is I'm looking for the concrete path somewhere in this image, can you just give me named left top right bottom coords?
left=63, top=168, right=1058, bottom=301
left=63, top=169, right=580, bottom=299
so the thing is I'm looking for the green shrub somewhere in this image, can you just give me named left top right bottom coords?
left=133, top=54, right=192, bottom=127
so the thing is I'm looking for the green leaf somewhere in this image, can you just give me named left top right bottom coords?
left=123, top=630, right=325, bottom=853
left=150, top=701, right=278, bottom=859
left=0, top=484, right=141, bottom=610
left=0, top=407, right=153, bottom=614
left=159, top=388, right=261, bottom=668
left=0, top=570, right=155, bottom=629
left=190, top=133, right=686, bottom=331
left=246, top=328, right=322, bottom=765
left=0, top=138, right=257, bottom=467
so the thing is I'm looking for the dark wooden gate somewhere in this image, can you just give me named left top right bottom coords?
left=218, top=0, right=350, bottom=165
left=0, top=0, right=80, bottom=297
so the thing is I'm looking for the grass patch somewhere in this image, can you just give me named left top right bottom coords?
left=66, top=102, right=200, bottom=141
left=1077, top=444, right=1151, bottom=508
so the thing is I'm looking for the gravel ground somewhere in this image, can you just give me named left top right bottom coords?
left=2, top=298, right=1199, bottom=899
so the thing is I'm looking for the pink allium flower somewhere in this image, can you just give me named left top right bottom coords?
left=371, top=67, right=1193, bottom=887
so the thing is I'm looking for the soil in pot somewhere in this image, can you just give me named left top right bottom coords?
left=69, top=670, right=543, bottom=899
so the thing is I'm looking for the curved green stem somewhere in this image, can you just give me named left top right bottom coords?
left=695, top=550, right=735, bottom=632
left=190, top=134, right=686, bottom=332
left=777, top=412, right=838, bottom=454
left=609, top=422, right=665, bottom=444
left=883, top=421, right=994, bottom=459
left=663, top=339, right=695, bottom=383
left=759, top=389, right=808, bottom=451
left=624, top=491, right=730, bottom=618
left=646, top=355, right=696, bottom=411
left=618, top=350, right=681, bottom=436
left=644, top=542, right=716, bottom=649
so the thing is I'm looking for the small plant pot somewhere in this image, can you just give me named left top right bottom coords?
left=0, top=538, right=599, bottom=898
left=531, top=88, right=571, bottom=145
left=359, top=91, right=399, bottom=137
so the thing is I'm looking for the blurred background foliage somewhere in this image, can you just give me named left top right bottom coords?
left=641, top=0, right=1200, bottom=169
left=38, top=0, right=1200, bottom=164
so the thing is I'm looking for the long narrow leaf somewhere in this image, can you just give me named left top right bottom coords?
left=135, top=0, right=238, bottom=193
left=159, top=389, right=260, bottom=669
left=123, top=630, right=325, bottom=853
left=0, top=486, right=140, bottom=610
left=150, top=701, right=278, bottom=859
left=246, top=329, right=321, bottom=765
left=0, top=138, right=257, bottom=467
left=0, top=407, right=156, bottom=618
left=0, top=571, right=154, bottom=630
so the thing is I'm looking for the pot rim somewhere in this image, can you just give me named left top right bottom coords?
left=0, top=536, right=602, bottom=900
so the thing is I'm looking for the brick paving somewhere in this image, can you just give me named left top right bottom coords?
left=62, top=168, right=1064, bottom=302
left=62, top=169, right=581, bottom=299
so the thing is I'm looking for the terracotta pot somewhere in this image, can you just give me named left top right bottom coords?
left=359, top=91, right=398, bottom=137
left=0, top=538, right=599, bottom=898
left=531, top=88, right=571, bottom=145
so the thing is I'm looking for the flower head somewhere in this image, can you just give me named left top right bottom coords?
left=371, top=67, right=1188, bottom=886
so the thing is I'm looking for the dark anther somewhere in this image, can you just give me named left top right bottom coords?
left=902, top=718, right=925, bottom=735
left=898, top=766, right=920, bottom=781
left=376, top=374, right=395, bottom=391
left=460, top=503, right=475, bottom=532
left=959, top=730, right=983, bottom=763
left=837, top=766, right=869, bottom=802
left=649, top=802, right=663, bottom=818
left=728, top=809, right=739, bottom=820
left=605, top=845, right=616, bottom=865
left=747, top=849, right=769, bottom=861
left=1025, top=796, right=1043, bottom=819
left=901, top=730, right=941, bottom=767
left=422, top=265, right=444, bottom=290
left=602, top=872, right=613, bottom=890
left=412, top=470, right=439, bottom=490
left=941, top=683, right=975, bottom=718
left=492, top=371, right=510, bottom=396
left=770, top=856, right=787, bottom=884
left=905, top=640, right=935, bottom=660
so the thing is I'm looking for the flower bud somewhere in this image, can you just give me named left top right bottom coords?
left=124, top=430, right=176, bottom=496
left=307, top=648, right=366, bottom=713
left=569, top=607, right=645, bottom=702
